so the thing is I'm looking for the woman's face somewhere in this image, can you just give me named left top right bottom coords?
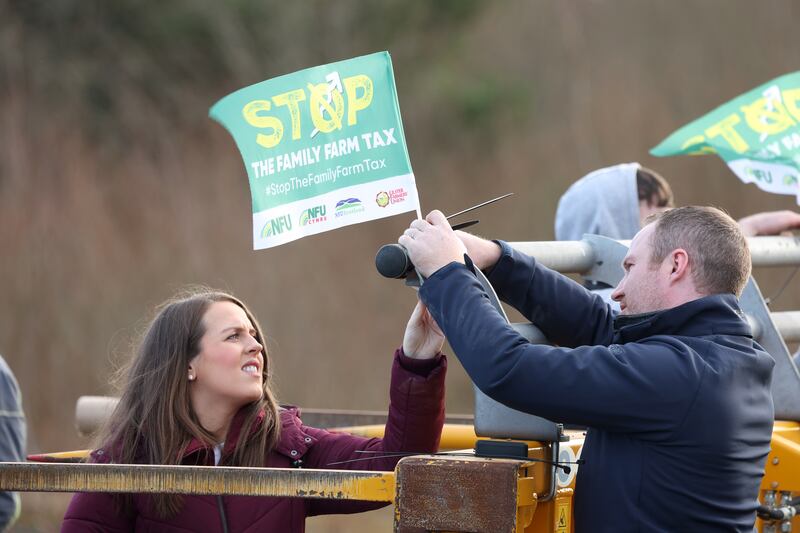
left=188, top=301, right=265, bottom=412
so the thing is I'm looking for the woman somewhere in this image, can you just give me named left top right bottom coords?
left=62, top=289, right=446, bottom=531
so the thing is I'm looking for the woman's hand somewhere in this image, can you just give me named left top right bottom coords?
left=402, top=300, right=445, bottom=359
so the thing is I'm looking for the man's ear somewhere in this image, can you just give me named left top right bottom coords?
left=668, top=248, right=690, bottom=283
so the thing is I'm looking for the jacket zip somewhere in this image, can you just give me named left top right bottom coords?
left=216, top=495, right=229, bottom=533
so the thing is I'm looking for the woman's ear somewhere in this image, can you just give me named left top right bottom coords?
left=187, top=364, right=196, bottom=382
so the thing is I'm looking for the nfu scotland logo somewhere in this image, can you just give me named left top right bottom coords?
left=334, top=198, right=366, bottom=217
left=261, top=214, right=293, bottom=238
left=299, top=205, right=327, bottom=226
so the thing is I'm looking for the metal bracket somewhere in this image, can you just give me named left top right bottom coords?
left=581, top=234, right=629, bottom=287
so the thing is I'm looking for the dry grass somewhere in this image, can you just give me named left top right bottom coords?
left=2, top=1, right=800, bottom=529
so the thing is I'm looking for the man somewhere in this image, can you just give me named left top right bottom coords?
left=399, top=206, right=774, bottom=532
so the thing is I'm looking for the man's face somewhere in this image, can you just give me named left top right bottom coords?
left=611, top=223, right=669, bottom=315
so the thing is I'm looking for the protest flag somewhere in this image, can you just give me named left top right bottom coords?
left=651, top=71, right=800, bottom=203
left=210, top=52, right=421, bottom=249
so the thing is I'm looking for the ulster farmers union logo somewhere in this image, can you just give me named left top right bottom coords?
left=334, top=198, right=366, bottom=217
left=375, top=191, right=390, bottom=208
left=387, top=188, right=407, bottom=205
left=299, top=205, right=328, bottom=226
left=376, top=188, right=407, bottom=208
left=261, top=214, right=293, bottom=238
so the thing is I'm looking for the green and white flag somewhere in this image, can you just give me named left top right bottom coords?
left=651, top=71, right=800, bottom=203
left=210, top=52, right=420, bottom=249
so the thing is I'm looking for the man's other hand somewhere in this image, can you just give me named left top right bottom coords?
left=398, top=210, right=466, bottom=278
left=402, top=300, right=445, bottom=359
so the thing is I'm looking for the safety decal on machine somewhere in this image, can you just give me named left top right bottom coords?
left=555, top=500, right=570, bottom=533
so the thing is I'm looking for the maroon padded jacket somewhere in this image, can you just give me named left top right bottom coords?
left=61, top=349, right=446, bottom=532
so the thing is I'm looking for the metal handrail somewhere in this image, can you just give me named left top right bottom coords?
left=509, top=236, right=800, bottom=273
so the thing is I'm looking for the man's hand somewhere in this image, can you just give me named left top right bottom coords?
left=398, top=210, right=467, bottom=278
left=454, top=230, right=502, bottom=270
left=738, top=210, right=800, bottom=236
left=402, top=300, right=444, bottom=359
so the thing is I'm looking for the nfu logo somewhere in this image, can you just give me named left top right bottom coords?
left=261, top=214, right=293, bottom=238
left=299, top=205, right=327, bottom=226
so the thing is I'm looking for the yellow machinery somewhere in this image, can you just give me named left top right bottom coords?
left=3, top=235, right=800, bottom=531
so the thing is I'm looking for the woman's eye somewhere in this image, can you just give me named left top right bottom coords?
left=227, top=333, right=239, bottom=340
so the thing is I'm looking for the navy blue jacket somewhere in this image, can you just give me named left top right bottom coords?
left=419, top=242, right=774, bottom=532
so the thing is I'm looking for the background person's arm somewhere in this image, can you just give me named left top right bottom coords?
left=738, top=210, right=800, bottom=236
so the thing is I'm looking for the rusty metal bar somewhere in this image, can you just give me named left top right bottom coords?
left=0, top=462, right=395, bottom=502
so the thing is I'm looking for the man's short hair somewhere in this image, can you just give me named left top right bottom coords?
left=648, top=206, right=751, bottom=296
left=637, top=167, right=674, bottom=208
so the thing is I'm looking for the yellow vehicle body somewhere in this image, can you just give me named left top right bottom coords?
left=23, top=421, right=798, bottom=531
left=758, top=420, right=800, bottom=531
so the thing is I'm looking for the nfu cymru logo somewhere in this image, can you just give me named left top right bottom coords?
left=334, top=198, right=366, bottom=218
left=375, top=188, right=408, bottom=208
left=261, top=214, right=293, bottom=238
left=299, top=205, right=327, bottom=226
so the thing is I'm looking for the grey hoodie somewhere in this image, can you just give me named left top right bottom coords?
left=554, top=162, right=641, bottom=242
left=554, top=163, right=643, bottom=308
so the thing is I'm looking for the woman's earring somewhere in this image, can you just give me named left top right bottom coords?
left=188, top=374, right=195, bottom=382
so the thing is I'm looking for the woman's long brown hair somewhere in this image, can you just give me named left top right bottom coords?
left=95, top=289, right=281, bottom=518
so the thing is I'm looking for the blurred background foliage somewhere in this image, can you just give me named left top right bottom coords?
left=2, top=0, right=800, bottom=529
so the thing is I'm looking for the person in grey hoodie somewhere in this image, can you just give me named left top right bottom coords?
left=554, top=163, right=674, bottom=306
left=555, top=160, right=800, bottom=243
left=0, top=355, right=25, bottom=530
left=554, top=162, right=674, bottom=244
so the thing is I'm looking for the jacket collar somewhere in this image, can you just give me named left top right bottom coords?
left=181, top=405, right=314, bottom=461
left=274, top=406, right=316, bottom=459
left=612, top=294, right=751, bottom=344
left=182, top=406, right=265, bottom=459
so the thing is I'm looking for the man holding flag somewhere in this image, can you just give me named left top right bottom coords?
left=399, top=206, right=773, bottom=531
